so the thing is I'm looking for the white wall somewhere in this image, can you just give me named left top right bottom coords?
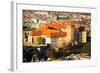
left=0, top=0, right=100, bottom=73
left=46, top=37, right=51, bottom=44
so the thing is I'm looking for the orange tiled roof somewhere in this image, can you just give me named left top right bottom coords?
left=65, top=21, right=75, bottom=25
left=38, top=21, right=80, bottom=30
left=46, top=24, right=67, bottom=29
left=32, top=29, right=66, bottom=38
left=75, top=24, right=81, bottom=29
left=29, top=22, right=80, bottom=37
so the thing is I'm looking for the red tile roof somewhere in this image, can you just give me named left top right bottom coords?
left=46, top=24, right=67, bottom=29
left=31, top=29, right=66, bottom=38
left=29, top=21, right=80, bottom=37
left=75, top=24, right=81, bottom=29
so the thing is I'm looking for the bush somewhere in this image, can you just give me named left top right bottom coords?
left=64, top=43, right=90, bottom=55
left=79, top=43, right=91, bottom=55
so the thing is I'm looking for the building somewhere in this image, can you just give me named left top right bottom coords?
left=23, top=21, right=82, bottom=48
